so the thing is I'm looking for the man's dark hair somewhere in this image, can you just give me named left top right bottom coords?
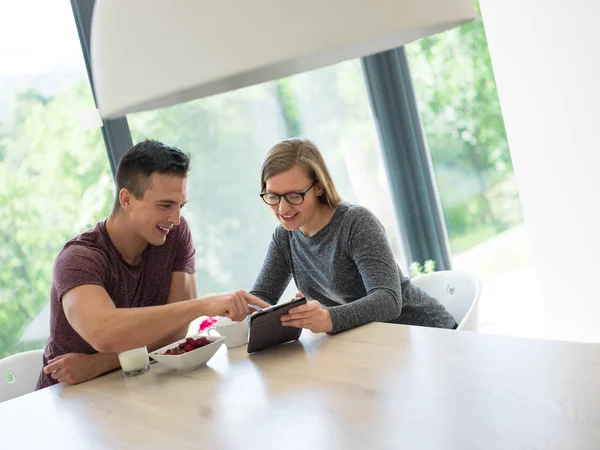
left=112, top=140, right=191, bottom=213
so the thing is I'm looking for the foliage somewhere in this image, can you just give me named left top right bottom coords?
left=0, top=2, right=523, bottom=358
left=128, top=84, right=285, bottom=295
left=0, top=81, right=113, bottom=358
left=406, top=2, right=523, bottom=250
left=275, top=79, right=302, bottom=138
left=409, top=260, right=437, bottom=278
left=127, top=59, right=394, bottom=298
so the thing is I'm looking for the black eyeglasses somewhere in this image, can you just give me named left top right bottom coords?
left=260, top=181, right=317, bottom=206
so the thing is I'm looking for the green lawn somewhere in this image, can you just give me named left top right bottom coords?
left=449, top=226, right=498, bottom=253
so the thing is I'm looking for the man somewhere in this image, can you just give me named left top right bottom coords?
left=36, top=140, right=268, bottom=389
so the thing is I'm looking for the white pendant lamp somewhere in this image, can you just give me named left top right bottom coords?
left=91, top=0, right=476, bottom=118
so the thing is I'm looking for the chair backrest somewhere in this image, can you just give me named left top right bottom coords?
left=411, top=270, right=482, bottom=331
left=0, top=349, right=44, bottom=403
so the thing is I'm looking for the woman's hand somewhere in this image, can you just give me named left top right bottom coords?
left=281, top=298, right=333, bottom=333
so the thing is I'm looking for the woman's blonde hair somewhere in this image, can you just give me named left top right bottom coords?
left=260, top=138, right=343, bottom=208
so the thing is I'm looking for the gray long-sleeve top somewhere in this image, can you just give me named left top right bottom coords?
left=250, top=203, right=456, bottom=334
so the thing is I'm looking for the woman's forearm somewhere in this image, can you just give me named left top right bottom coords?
left=326, top=289, right=401, bottom=334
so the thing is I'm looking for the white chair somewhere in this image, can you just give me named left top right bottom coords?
left=411, top=270, right=482, bottom=331
left=0, top=349, right=44, bottom=403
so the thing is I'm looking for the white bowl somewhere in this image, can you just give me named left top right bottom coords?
left=149, top=334, right=225, bottom=371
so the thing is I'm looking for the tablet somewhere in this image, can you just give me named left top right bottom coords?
left=247, top=296, right=307, bottom=353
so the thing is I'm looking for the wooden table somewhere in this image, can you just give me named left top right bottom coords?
left=2, top=323, right=600, bottom=449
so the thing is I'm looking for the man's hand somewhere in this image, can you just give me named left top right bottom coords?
left=281, top=299, right=333, bottom=333
left=43, top=352, right=119, bottom=385
left=201, top=290, right=270, bottom=321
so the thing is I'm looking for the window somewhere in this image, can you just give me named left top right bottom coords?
left=0, top=1, right=113, bottom=357
left=284, top=61, right=406, bottom=268
left=406, top=4, right=540, bottom=336
left=128, top=60, right=406, bottom=300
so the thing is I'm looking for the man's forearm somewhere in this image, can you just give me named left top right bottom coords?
left=148, top=325, right=190, bottom=352
left=93, top=299, right=205, bottom=353
left=90, top=352, right=121, bottom=378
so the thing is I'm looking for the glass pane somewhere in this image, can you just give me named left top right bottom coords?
left=0, top=2, right=113, bottom=358
left=406, top=3, right=541, bottom=336
left=129, top=83, right=287, bottom=296
left=285, top=61, right=406, bottom=269
left=128, top=60, right=405, bottom=303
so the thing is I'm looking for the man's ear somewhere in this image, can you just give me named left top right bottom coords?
left=119, top=188, right=133, bottom=211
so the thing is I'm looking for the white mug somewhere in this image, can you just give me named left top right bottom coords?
left=208, top=316, right=248, bottom=348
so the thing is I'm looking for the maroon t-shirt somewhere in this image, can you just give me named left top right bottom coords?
left=36, top=216, right=196, bottom=389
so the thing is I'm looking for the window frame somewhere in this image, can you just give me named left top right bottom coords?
left=71, top=0, right=450, bottom=270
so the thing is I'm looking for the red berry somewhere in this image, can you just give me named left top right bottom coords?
left=184, top=344, right=195, bottom=352
left=195, top=337, right=209, bottom=347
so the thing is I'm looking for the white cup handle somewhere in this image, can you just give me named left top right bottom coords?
left=207, top=328, right=221, bottom=337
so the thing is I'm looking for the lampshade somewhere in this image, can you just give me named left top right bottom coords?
left=91, top=0, right=476, bottom=118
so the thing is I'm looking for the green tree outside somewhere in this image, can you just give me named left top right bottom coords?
left=0, top=81, right=113, bottom=358
left=0, top=6, right=521, bottom=358
left=406, top=3, right=523, bottom=252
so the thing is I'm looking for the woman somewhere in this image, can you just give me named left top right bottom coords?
left=250, top=138, right=456, bottom=334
